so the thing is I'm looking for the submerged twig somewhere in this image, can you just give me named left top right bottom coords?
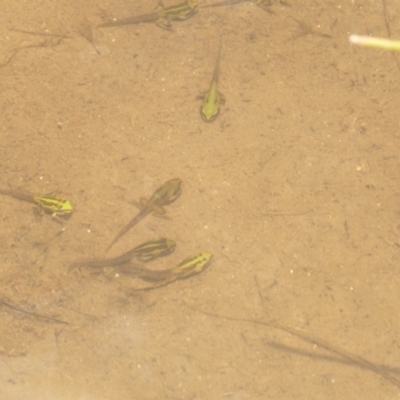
left=0, top=299, right=68, bottom=325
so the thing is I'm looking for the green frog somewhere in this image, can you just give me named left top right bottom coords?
left=0, top=188, right=73, bottom=220
left=99, top=0, right=199, bottom=30
left=199, top=37, right=224, bottom=122
left=70, top=238, right=176, bottom=270
left=125, top=251, right=213, bottom=290
left=106, top=178, right=182, bottom=252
